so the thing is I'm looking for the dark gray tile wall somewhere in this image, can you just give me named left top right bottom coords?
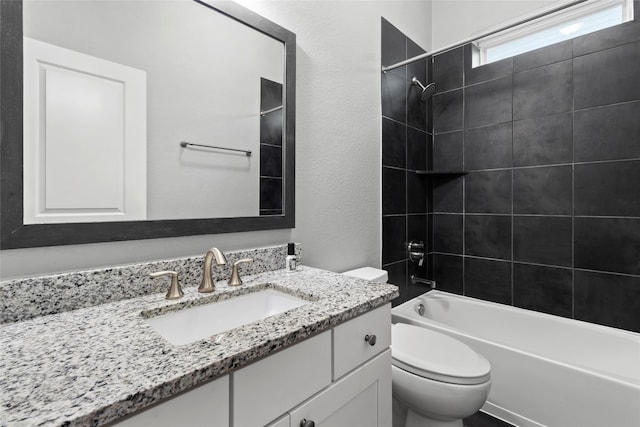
left=428, top=10, right=640, bottom=333
left=381, top=18, right=429, bottom=306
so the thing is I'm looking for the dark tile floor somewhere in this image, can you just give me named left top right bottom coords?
left=464, top=411, right=514, bottom=427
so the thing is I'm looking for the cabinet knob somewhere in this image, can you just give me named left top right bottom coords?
left=300, top=419, right=315, bottom=427
left=364, top=334, right=377, bottom=346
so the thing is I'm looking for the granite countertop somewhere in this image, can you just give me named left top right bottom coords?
left=0, top=266, right=398, bottom=426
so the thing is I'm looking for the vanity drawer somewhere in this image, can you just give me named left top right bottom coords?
left=332, top=303, right=391, bottom=379
left=233, top=330, right=331, bottom=427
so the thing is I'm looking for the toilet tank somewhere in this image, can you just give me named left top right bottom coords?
left=342, top=267, right=388, bottom=283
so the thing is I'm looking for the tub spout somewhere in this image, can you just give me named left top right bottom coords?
left=411, top=275, right=436, bottom=289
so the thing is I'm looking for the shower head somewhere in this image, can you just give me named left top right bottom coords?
left=411, top=77, right=436, bottom=101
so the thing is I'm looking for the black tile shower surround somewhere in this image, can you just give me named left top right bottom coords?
left=513, top=166, right=572, bottom=215
left=464, top=123, right=512, bottom=170
left=426, top=11, right=640, bottom=333
left=432, top=46, right=463, bottom=93
left=381, top=18, right=430, bottom=306
left=513, top=263, right=572, bottom=318
left=433, top=131, right=463, bottom=171
left=573, top=101, right=640, bottom=162
left=575, top=160, right=640, bottom=217
left=407, top=127, right=428, bottom=171
left=433, top=214, right=463, bottom=254
left=464, top=257, right=512, bottom=305
left=382, top=117, right=406, bottom=169
left=465, top=215, right=511, bottom=260
left=573, top=41, right=640, bottom=109
left=464, top=76, right=513, bottom=129
left=383, top=215, right=407, bottom=265
left=513, top=112, right=572, bottom=166
left=382, top=166, right=406, bottom=216
left=513, top=59, right=573, bottom=120
left=464, top=170, right=512, bottom=214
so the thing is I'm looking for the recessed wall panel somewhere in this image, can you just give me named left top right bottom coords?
left=23, top=37, right=147, bottom=224
left=44, top=65, right=124, bottom=210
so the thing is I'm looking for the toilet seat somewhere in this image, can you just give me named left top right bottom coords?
left=392, top=323, right=490, bottom=385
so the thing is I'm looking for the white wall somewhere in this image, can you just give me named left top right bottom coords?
left=431, top=0, right=574, bottom=51
left=0, top=0, right=432, bottom=279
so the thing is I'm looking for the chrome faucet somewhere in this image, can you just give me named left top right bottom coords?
left=199, top=247, right=227, bottom=293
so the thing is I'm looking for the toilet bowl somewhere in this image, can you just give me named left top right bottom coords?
left=392, top=323, right=491, bottom=427
left=342, top=267, right=491, bottom=427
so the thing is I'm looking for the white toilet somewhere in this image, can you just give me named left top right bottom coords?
left=342, top=267, right=492, bottom=427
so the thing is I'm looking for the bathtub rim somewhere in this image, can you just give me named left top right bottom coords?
left=393, top=290, right=640, bottom=339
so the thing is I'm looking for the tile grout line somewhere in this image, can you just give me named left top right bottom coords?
left=461, top=48, right=467, bottom=297
left=511, top=59, right=515, bottom=307
left=571, top=40, right=576, bottom=321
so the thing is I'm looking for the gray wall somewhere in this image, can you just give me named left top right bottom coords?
left=428, top=3, right=640, bottom=333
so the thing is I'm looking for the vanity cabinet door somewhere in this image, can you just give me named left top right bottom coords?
left=111, top=375, right=229, bottom=426
left=266, top=414, right=290, bottom=427
left=332, top=303, right=391, bottom=380
left=289, top=349, right=391, bottom=427
left=233, top=331, right=332, bottom=427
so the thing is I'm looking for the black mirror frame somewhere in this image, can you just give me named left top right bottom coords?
left=0, top=0, right=295, bottom=249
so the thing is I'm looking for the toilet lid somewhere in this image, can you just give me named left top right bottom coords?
left=391, top=323, right=491, bottom=385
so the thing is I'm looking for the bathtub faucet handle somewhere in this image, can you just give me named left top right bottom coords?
left=408, top=241, right=425, bottom=266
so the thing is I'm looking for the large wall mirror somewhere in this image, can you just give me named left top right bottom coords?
left=0, top=0, right=296, bottom=249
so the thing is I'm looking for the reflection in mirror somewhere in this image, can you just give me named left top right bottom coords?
left=260, top=78, right=284, bottom=216
left=23, top=0, right=284, bottom=221
left=0, top=0, right=296, bottom=248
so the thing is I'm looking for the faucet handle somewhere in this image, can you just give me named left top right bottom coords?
left=228, top=258, right=254, bottom=286
left=150, top=271, right=184, bottom=300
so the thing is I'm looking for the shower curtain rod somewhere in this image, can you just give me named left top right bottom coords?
left=381, top=52, right=430, bottom=72
left=380, top=0, right=588, bottom=73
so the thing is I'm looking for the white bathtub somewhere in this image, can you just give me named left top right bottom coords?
left=392, top=291, right=640, bottom=427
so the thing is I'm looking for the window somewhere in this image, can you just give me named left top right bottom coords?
left=474, top=0, right=634, bottom=66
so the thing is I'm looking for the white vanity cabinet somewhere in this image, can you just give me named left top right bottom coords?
left=232, top=330, right=333, bottom=426
left=289, top=350, right=391, bottom=427
left=111, top=375, right=229, bottom=427
left=239, top=303, right=392, bottom=427
left=112, top=304, right=391, bottom=427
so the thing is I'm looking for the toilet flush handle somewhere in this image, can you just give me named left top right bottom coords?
left=364, top=334, right=377, bottom=346
left=300, top=419, right=315, bottom=427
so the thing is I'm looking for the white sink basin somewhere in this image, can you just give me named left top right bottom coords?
left=144, top=289, right=309, bottom=346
